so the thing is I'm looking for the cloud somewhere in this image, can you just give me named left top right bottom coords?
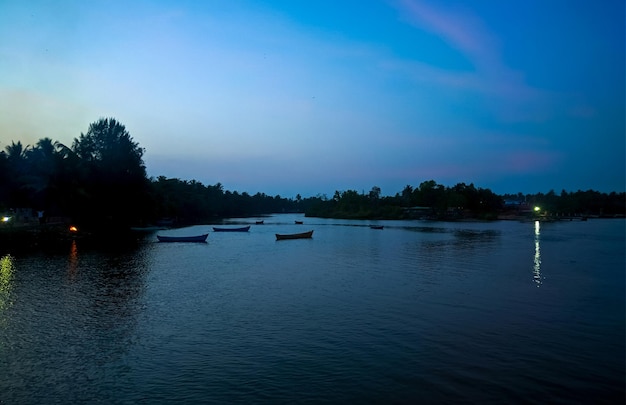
left=400, top=0, right=496, bottom=62
left=394, top=0, right=552, bottom=122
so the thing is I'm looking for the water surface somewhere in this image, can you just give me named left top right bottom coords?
left=1, top=215, right=624, bottom=403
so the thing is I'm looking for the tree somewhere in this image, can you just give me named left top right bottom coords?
left=5, top=141, right=29, bottom=164
left=369, top=186, right=381, bottom=200
left=73, top=118, right=145, bottom=179
left=417, top=180, right=446, bottom=210
left=71, top=118, right=148, bottom=228
left=19, top=138, right=53, bottom=212
left=3, top=141, right=32, bottom=207
left=401, top=185, right=413, bottom=206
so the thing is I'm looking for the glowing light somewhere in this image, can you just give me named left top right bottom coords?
left=534, top=206, right=541, bottom=212
left=1, top=216, right=10, bottom=222
left=69, top=226, right=78, bottom=232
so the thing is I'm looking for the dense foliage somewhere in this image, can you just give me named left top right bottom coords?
left=0, top=119, right=305, bottom=229
left=306, top=182, right=504, bottom=220
left=146, top=177, right=304, bottom=224
left=305, top=183, right=625, bottom=220
left=1, top=118, right=624, bottom=229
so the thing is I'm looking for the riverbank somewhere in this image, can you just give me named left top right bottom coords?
left=0, top=222, right=148, bottom=255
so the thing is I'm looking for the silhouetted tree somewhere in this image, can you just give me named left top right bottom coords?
left=23, top=138, right=61, bottom=211
left=369, top=186, right=381, bottom=200
left=71, top=118, right=148, bottom=228
left=3, top=141, right=31, bottom=207
left=401, top=185, right=413, bottom=206
left=1, top=120, right=623, bottom=228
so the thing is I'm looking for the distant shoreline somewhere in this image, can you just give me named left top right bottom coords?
left=2, top=214, right=619, bottom=240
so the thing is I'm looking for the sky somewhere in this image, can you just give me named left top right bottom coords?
left=1, top=0, right=624, bottom=198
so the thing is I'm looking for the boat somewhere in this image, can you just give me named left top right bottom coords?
left=213, top=225, right=251, bottom=232
left=157, top=233, right=208, bottom=242
left=370, top=225, right=384, bottom=230
left=256, top=220, right=264, bottom=224
left=275, top=230, right=314, bottom=240
left=294, top=220, right=304, bottom=224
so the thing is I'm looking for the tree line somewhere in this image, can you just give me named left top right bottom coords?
left=1, top=118, right=624, bottom=230
left=0, top=118, right=301, bottom=230
left=306, top=182, right=504, bottom=220
left=306, top=182, right=625, bottom=220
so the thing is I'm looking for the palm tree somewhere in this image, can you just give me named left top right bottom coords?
left=5, top=141, right=29, bottom=165
left=24, top=138, right=73, bottom=213
left=34, top=137, right=56, bottom=157
left=2, top=141, right=32, bottom=207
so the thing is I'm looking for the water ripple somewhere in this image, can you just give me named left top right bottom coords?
left=1, top=217, right=624, bottom=403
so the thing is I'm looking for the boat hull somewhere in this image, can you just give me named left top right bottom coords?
left=157, top=234, right=208, bottom=242
left=275, top=230, right=314, bottom=240
left=213, top=226, right=251, bottom=232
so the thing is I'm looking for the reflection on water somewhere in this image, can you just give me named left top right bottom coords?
left=67, top=240, right=78, bottom=279
left=0, top=255, right=13, bottom=288
left=0, top=254, right=15, bottom=313
left=533, top=220, right=542, bottom=286
left=0, top=217, right=624, bottom=403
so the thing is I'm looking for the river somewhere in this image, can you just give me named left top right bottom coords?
left=1, top=215, right=624, bottom=403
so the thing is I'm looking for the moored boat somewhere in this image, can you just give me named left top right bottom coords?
left=256, top=220, right=264, bottom=224
left=213, top=225, right=251, bottom=232
left=370, top=225, right=384, bottom=230
left=275, top=230, right=314, bottom=240
left=157, top=233, right=208, bottom=242
left=294, top=220, right=304, bottom=224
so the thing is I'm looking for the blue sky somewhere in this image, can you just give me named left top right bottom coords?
left=1, top=0, right=624, bottom=198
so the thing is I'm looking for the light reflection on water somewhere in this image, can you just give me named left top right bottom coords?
left=533, top=220, right=542, bottom=286
left=0, top=254, right=14, bottom=312
left=0, top=216, right=624, bottom=403
left=67, top=240, right=79, bottom=279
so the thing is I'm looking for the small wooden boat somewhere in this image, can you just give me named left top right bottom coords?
left=294, top=220, right=304, bottom=224
left=370, top=225, right=384, bottom=230
left=276, top=230, right=313, bottom=240
left=157, top=233, right=208, bottom=242
left=213, top=225, right=250, bottom=232
left=256, top=220, right=264, bottom=224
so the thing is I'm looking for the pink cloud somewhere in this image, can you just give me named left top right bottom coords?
left=395, top=0, right=552, bottom=122
left=498, top=150, right=562, bottom=174
left=399, top=0, right=496, bottom=64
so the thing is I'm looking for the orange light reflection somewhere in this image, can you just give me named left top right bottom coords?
left=68, top=240, right=78, bottom=279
